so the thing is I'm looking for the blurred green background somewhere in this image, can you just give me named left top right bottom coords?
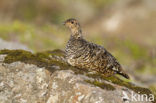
left=0, top=0, right=155, bottom=88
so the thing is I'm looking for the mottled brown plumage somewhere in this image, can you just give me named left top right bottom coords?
left=64, top=18, right=130, bottom=79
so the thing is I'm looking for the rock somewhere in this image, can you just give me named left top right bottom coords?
left=0, top=49, right=155, bottom=103
left=0, top=38, right=31, bottom=51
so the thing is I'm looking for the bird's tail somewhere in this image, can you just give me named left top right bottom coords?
left=115, top=66, right=130, bottom=79
left=117, top=71, right=130, bottom=79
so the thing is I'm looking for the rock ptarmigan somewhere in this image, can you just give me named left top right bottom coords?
left=64, top=18, right=130, bottom=79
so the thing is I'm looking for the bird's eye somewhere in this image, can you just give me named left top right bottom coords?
left=71, top=21, right=74, bottom=24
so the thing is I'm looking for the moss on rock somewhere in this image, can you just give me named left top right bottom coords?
left=0, top=49, right=68, bottom=72
left=86, top=73, right=156, bottom=103
left=85, top=80, right=116, bottom=91
left=0, top=49, right=155, bottom=103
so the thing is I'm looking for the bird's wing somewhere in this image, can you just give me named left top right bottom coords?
left=88, top=42, right=130, bottom=79
left=105, top=51, right=130, bottom=79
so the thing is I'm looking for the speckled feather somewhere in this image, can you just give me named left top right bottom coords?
left=64, top=18, right=130, bottom=79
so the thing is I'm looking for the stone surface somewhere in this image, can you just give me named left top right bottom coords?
left=0, top=39, right=155, bottom=103
left=0, top=54, right=154, bottom=103
left=0, top=38, right=31, bottom=51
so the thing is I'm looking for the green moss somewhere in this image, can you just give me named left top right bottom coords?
left=45, top=49, right=66, bottom=57
left=86, top=80, right=115, bottom=91
left=0, top=49, right=88, bottom=75
left=0, top=49, right=69, bottom=72
left=0, top=49, right=34, bottom=63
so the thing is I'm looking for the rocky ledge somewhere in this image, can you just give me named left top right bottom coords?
left=0, top=49, right=155, bottom=103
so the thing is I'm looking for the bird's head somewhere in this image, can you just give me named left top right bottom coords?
left=64, top=18, right=80, bottom=29
left=63, top=18, right=82, bottom=38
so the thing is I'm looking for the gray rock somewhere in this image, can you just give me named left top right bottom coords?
left=0, top=38, right=31, bottom=51
left=0, top=51, right=154, bottom=103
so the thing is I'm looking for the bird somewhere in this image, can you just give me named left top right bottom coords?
left=64, top=18, right=130, bottom=79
